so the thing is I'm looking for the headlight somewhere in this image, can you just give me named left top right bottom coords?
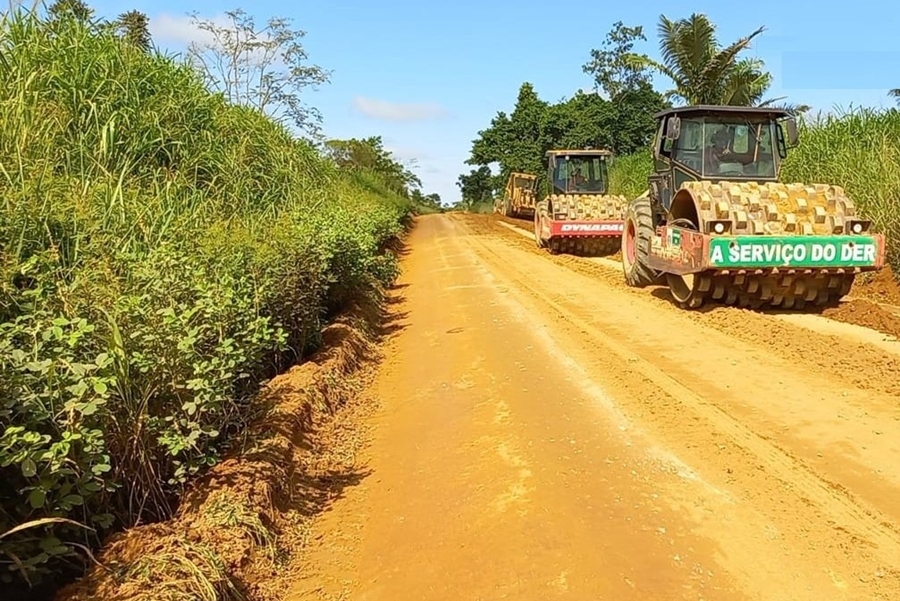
left=846, top=219, right=871, bottom=234
left=714, top=222, right=725, bottom=234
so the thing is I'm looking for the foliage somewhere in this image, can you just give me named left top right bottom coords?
left=890, top=89, right=900, bottom=106
left=463, top=78, right=666, bottom=197
left=410, top=190, right=442, bottom=212
left=607, top=149, right=653, bottom=199
left=582, top=21, right=653, bottom=99
left=456, top=166, right=497, bottom=208
left=624, top=13, right=808, bottom=115
left=468, top=83, right=548, bottom=178
left=324, top=136, right=422, bottom=198
left=186, top=8, right=332, bottom=138
left=0, top=7, right=412, bottom=592
left=47, top=0, right=92, bottom=22
left=115, top=10, right=151, bottom=51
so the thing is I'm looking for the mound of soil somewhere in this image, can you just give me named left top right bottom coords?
left=822, top=298, right=900, bottom=340
left=849, top=265, right=900, bottom=306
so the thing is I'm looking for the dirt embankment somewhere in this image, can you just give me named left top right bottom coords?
left=52, top=246, right=410, bottom=601
left=823, top=265, right=900, bottom=339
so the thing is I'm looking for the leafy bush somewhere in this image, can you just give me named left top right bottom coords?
left=609, top=149, right=653, bottom=199
left=0, top=9, right=410, bottom=589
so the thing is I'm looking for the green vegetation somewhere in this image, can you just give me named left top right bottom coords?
left=781, top=108, right=900, bottom=267
left=455, top=22, right=670, bottom=206
left=0, top=4, right=438, bottom=593
left=460, top=12, right=900, bottom=275
left=622, top=14, right=806, bottom=114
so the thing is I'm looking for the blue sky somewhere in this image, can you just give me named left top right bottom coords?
left=84, top=1, right=897, bottom=204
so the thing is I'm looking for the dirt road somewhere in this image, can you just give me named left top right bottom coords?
left=286, top=213, right=900, bottom=601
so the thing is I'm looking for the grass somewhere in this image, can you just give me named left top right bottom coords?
left=608, top=107, right=900, bottom=270
left=780, top=107, right=900, bottom=267
left=124, top=539, right=243, bottom=601
left=0, top=9, right=412, bottom=593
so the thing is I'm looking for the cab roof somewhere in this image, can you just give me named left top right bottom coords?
left=653, top=105, right=793, bottom=120
left=545, top=148, right=614, bottom=157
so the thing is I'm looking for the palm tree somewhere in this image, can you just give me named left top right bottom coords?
left=890, top=89, right=900, bottom=106
left=627, top=13, right=809, bottom=114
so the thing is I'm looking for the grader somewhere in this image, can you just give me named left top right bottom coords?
left=533, top=148, right=629, bottom=256
left=497, top=172, right=538, bottom=219
left=620, top=105, right=886, bottom=309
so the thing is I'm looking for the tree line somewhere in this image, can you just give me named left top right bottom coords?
left=456, top=13, right=895, bottom=206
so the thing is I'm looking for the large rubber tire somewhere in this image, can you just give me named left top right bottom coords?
left=621, top=197, right=662, bottom=287
left=534, top=202, right=547, bottom=248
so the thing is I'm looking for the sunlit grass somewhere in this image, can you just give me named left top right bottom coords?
left=0, top=8, right=410, bottom=589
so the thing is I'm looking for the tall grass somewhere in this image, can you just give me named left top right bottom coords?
left=0, top=9, right=411, bottom=591
left=608, top=107, right=900, bottom=269
left=781, top=107, right=900, bottom=267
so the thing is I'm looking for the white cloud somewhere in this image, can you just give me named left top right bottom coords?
left=352, top=96, right=446, bottom=122
left=149, top=13, right=214, bottom=46
left=150, top=12, right=263, bottom=49
left=149, top=13, right=277, bottom=66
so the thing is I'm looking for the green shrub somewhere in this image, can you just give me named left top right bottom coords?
left=609, top=149, right=653, bottom=199
left=0, top=9, right=411, bottom=589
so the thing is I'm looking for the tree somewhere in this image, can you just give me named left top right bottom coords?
left=186, top=9, right=331, bottom=137
left=324, top=136, right=421, bottom=197
left=891, top=89, right=900, bottom=106
left=468, top=82, right=549, bottom=178
left=463, top=79, right=665, bottom=197
left=625, top=13, right=808, bottom=114
left=542, top=91, right=614, bottom=152
left=457, top=166, right=495, bottom=207
left=582, top=21, right=653, bottom=99
left=116, top=10, right=151, bottom=51
left=608, top=81, right=671, bottom=154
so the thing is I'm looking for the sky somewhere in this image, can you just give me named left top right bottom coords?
left=80, top=0, right=899, bottom=204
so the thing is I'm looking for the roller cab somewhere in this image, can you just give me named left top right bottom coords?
left=620, top=104, right=887, bottom=309
left=533, top=148, right=629, bottom=256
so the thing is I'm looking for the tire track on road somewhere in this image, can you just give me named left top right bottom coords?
left=462, top=216, right=900, bottom=577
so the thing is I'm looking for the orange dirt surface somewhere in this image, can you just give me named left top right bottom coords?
left=817, top=266, right=900, bottom=337
left=822, top=299, right=900, bottom=340
left=849, top=264, right=900, bottom=306
left=494, top=212, right=624, bottom=262
left=283, top=213, right=900, bottom=601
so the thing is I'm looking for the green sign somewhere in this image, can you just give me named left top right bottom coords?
left=708, top=235, right=879, bottom=268
left=667, top=228, right=681, bottom=246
